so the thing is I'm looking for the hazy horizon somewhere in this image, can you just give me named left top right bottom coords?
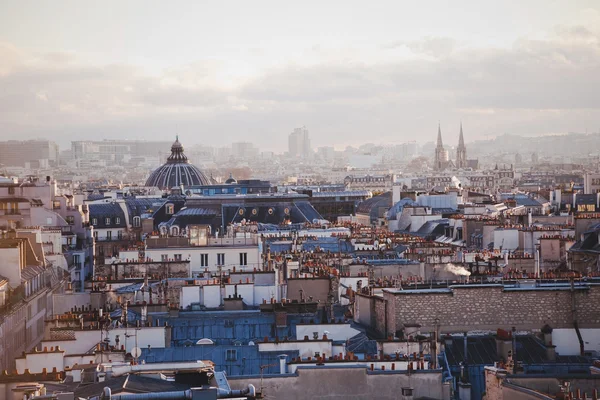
left=1, top=1, right=600, bottom=151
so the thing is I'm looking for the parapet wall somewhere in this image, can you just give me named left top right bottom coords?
left=383, top=284, right=600, bottom=336
left=228, top=366, right=449, bottom=400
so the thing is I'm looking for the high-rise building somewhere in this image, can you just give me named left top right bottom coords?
left=71, top=140, right=172, bottom=163
left=456, top=123, right=467, bottom=169
left=0, top=140, right=59, bottom=167
left=288, top=126, right=312, bottom=158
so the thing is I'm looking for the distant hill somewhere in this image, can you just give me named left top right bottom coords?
left=467, top=132, right=600, bottom=157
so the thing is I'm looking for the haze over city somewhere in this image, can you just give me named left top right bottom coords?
left=3, top=3, right=600, bottom=400
left=2, top=1, right=600, bottom=150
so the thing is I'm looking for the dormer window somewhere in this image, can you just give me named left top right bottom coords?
left=115, top=217, right=121, bottom=225
left=92, top=218, right=98, bottom=226
left=133, top=216, right=141, bottom=227
left=105, top=217, right=111, bottom=225
left=166, top=204, right=174, bottom=215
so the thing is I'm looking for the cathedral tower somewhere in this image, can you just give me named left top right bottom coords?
left=456, top=123, right=467, bottom=169
left=434, top=124, right=448, bottom=170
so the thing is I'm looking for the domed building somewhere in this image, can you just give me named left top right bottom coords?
left=145, top=136, right=212, bottom=190
left=225, top=173, right=237, bottom=184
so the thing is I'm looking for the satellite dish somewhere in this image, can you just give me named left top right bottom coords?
left=131, top=347, right=142, bottom=358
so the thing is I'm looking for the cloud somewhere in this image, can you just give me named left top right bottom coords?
left=386, top=37, right=457, bottom=59
left=1, top=20, right=600, bottom=149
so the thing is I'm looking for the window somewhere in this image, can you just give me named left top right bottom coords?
left=115, top=217, right=121, bottom=225
left=106, top=231, right=112, bottom=240
left=174, top=254, right=182, bottom=261
left=92, top=218, right=98, bottom=226
left=217, top=253, right=225, bottom=266
left=8, top=187, right=15, bottom=195
left=65, top=216, right=75, bottom=225
left=239, top=252, right=248, bottom=266
left=200, top=254, right=208, bottom=267
left=105, top=217, right=111, bottom=225
left=225, top=349, right=237, bottom=361
left=166, top=204, right=174, bottom=215
left=117, top=231, right=123, bottom=240
left=161, top=254, right=169, bottom=261
left=133, top=216, right=141, bottom=227
left=93, top=231, right=98, bottom=240
left=171, top=226, right=179, bottom=236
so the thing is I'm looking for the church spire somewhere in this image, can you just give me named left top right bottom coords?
left=436, top=123, right=444, bottom=148
left=456, top=123, right=467, bottom=169
left=458, top=122, right=465, bottom=148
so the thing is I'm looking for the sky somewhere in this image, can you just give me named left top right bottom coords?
left=1, top=0, right=600, bottom=151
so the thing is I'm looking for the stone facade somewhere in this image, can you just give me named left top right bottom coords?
left=378, top=285, right=600, bottom=337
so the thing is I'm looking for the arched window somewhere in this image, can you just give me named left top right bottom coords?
left=133, top=216, right=141, bottom=228
left=160, top=226, right=168, bottom=236
left=171, top=226, right=179, bottom=236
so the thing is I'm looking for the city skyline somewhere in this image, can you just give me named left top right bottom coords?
left=1, top=1, right=600, bottom=151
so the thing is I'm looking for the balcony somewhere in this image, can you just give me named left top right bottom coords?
left=94, top=235, right=130, bottom=242
left=1, top=210, right=21, bottom=215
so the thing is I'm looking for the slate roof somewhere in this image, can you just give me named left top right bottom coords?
left=415, top=220, right=448, bottom=236
left=444, top=335, right=590, bottom=366
left=89, top=203, right=127, bottom=228
left=569, top=223, right=600, bottom=254
left=125, top=198, right=166, bottom=221
left=575, top=194, right=598, bottom=206
left=21, top=265, right=47, bottom=282
left=161, top=207, right=219, bottom=229
left=356, top=192, right=393, bottom=215
left=74, top=374, right=192, bottom=399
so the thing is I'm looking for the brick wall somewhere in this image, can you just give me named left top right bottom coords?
left=383, top=285, right=600, bottom=336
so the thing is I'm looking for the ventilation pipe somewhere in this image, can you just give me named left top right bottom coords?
left=101, top=385, right=257, bottom=400
left=511, top=327, right=517, bottom=369
left=463, top=333, right=468, bottom=364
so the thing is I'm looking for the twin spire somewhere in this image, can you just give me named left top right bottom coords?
left=436, top=123, right=444, bottom=148
left=435, top=123, right=467, bottom=170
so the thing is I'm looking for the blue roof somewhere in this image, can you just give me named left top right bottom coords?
left=109, top=308, right=139, bottom=324
left=387, top=198, right=417, bottom=220
left=302, top=238, right=354, bottom=253
left=140, top=345, right=298, bottom=376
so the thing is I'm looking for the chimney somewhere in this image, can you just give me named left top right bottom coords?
left=401, top=387, right=414, bottom=400
left=546, top=345, right=556, bottom=362
left=278, top=354, right=288, bottom=374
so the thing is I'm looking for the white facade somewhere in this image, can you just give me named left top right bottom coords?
left=119, top=244, right=260, bottom=276
left=41, top=326, right=169, bottom=356
left=181, top=281, right=279, bottom=309
left=296, top=324, right=360, bottom=342
left=258, top=340, right=332, bottom=359
left=493, top=229, right=520, bottom=251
